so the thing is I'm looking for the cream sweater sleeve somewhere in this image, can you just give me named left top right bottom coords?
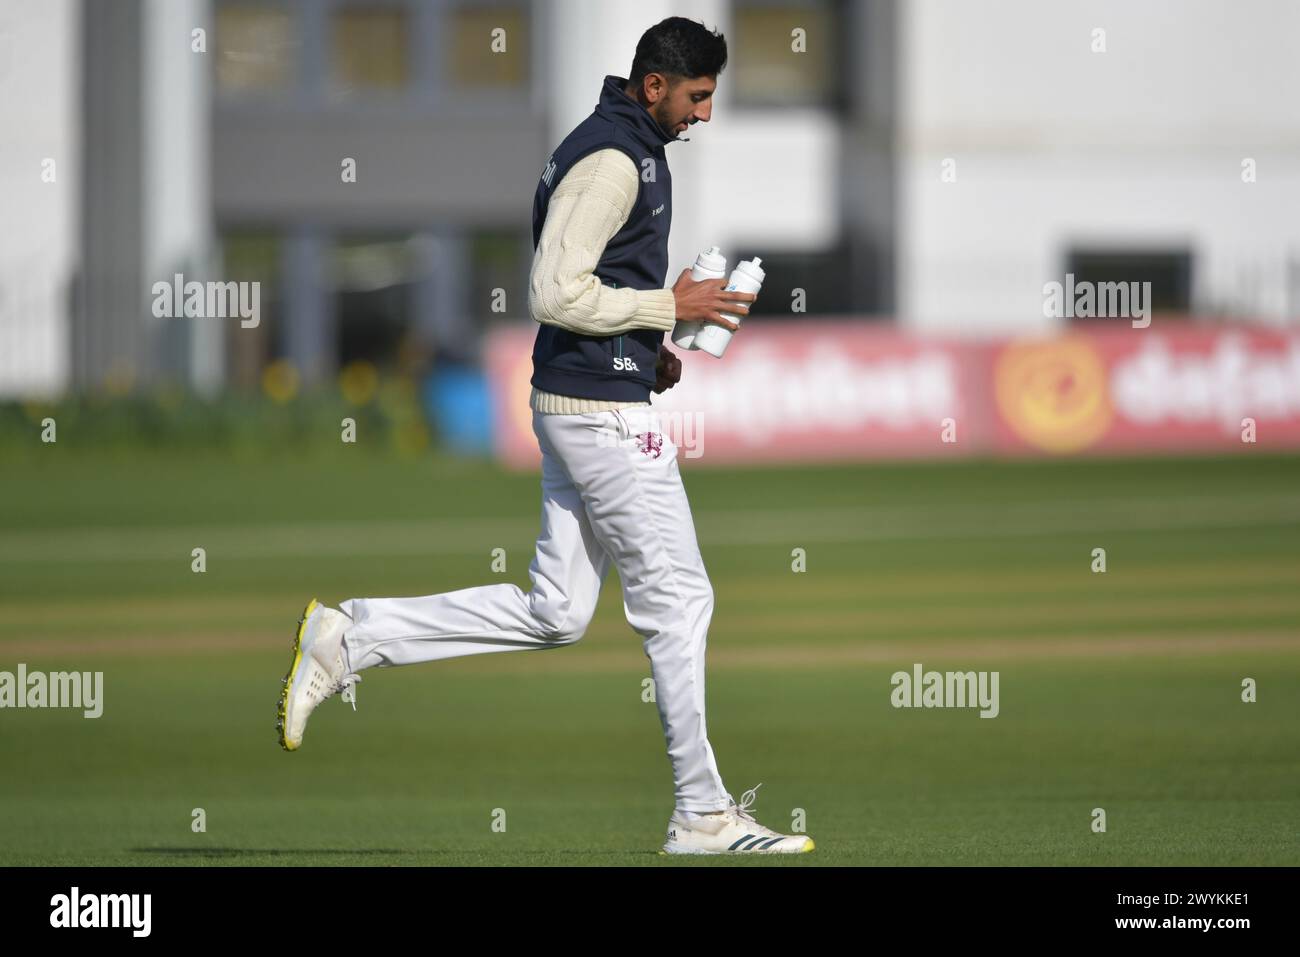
left=528, top=148, right=677, bottom=336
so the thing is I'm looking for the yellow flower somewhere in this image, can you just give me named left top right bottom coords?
left=262, top=360, right=299, bottom=403
left=339, top=360, right=379, bottom=406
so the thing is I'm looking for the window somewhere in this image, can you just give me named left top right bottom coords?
left=331, top=5, right=410, bottom=95
left=332, top=236, right=417, bottom=369
left=215, top=3, right=297, bottom=94
left=737, top=240, right=853, bottom=317
left=220, top=232, right=282, bottom=389
left=469, top=230, right=526, bottom=326
left=732, top=1, right=840, bottom=108
left=1065, top=249, right=1193, bottom=319
left=446, top=4, right=529, bottom=90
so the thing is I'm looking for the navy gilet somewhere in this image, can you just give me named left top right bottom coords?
left=530, top=74, right=680, bottom=402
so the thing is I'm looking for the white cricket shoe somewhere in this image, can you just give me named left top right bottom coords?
left=276, top=598, right=361, bottom=751
left=661, top=784, right=816, bottom=855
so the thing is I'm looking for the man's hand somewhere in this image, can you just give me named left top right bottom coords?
left=652, top=344, right=682, bottom=394
left=670, top=268, right=752, bottom=331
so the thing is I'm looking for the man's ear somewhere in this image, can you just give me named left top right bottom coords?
left=641, top=72, right=670, bottom=105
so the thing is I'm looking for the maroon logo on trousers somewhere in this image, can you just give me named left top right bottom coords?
left=635, top=432, right=664, bottom=459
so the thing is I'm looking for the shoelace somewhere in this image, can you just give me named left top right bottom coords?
left=337, top=673, right=362, bottom=711
left=730, top=783, right=763, bottom=825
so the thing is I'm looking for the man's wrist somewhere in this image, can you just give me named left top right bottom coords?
left=635, top=288, right=676, bottom=332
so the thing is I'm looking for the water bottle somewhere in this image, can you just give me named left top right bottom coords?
left=693, top=257, right=764, bottom=358
left=671, top=245, right=728, bottom=350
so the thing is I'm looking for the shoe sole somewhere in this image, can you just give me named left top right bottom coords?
left=276, top=598, right=319, bottom=752
left=659, top=837, right=815, bottom=856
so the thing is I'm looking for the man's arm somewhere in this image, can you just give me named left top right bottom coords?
left=528, top=148, right=676, bottom=336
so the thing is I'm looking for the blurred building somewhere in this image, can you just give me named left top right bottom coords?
left=0, top=0, right=1297, bottom=400
left=0, top=0, right=79, bottom=398
left=897, top=0, right=1300, bottom=333
left=0, top=0, right=892, bottom=399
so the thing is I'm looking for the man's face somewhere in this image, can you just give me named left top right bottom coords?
left=639, top=73, right=716, bottom=138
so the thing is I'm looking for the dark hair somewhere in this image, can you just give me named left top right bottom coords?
left=628, top=17, right=728, bottom=86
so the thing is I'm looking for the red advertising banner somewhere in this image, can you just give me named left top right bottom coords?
left=989, top=325, right=1300, bottom=455
left=484, top=320, right=1300, bottom=468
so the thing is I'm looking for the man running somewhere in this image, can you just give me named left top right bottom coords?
left=277, top=16, right=814, bottom=857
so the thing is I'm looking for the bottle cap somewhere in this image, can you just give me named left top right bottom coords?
left=696, top=246, right=727, bottom=273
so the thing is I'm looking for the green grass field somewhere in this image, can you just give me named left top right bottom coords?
left=1, top=449, right=1297, bottom=865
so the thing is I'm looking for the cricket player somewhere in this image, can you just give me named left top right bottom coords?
left=277, top=17, right=814, bottom=856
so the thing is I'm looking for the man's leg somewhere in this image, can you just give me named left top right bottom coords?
left=538, top=407, right=731, bottom=813
left=339, top=413, right=611, bottom=672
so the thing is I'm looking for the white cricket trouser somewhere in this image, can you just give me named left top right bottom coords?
left=339, top=405, right=731, bottom=812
